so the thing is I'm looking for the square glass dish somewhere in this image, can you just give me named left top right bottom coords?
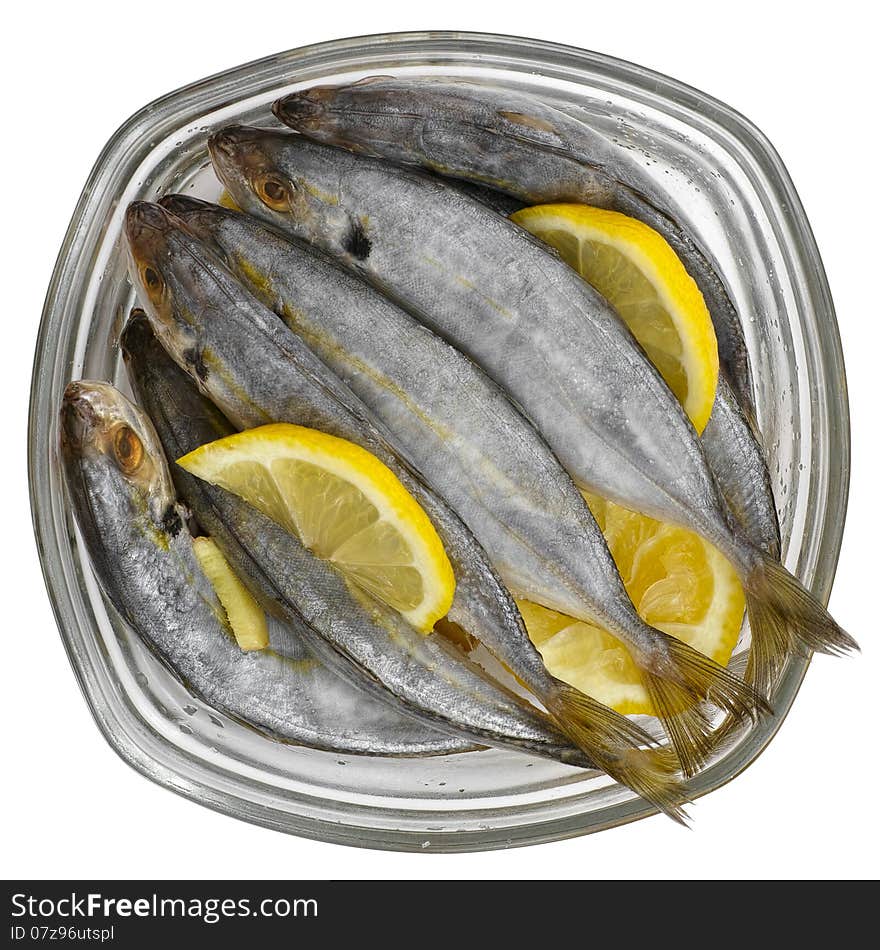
left=29, top=31, right=849, bottom=851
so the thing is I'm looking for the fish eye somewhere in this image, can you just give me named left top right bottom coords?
left=141, top=265, right=165, bottom=296
left=113, top=424, right=144, bottom=475
left=257, top=175, right=292, bottom=211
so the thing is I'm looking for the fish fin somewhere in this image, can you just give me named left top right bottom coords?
left=497, top=110, right=559, bottom=135
left=546, top=679, right=689, bottom=823
left=639, top=632, right=769, bottom=777
left=744, top=553, right=858, bottom=698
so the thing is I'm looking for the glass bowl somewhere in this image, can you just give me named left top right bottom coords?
left=28, top=30, right=849, bottom=852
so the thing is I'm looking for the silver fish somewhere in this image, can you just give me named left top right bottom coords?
left=273, top=76, right=753, bottom=415
left=163, top=194, right=762, bottom=774
left=702, top=377, right=781, bottom=558
left=60, top=379, right=474, bottom=756
left=116, top=316, right=621, bottom=770
left=424, top=174, right=777, bottom=555
left=124, top=206, right=686, bottom=811
left=209, top=126, right=856, bottom=699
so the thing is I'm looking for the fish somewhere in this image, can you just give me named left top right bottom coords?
left=117, top=314, right=618, bottom=769
left=702, top=377, right=781, bottom=558
left=209, top=125, right=856, bottom=699
left=273, top=76, right=754, bottom=415
left=162, top=193, right=763, bottom=774
left=60, top=378, right=477, bottom=756
left=423, top=174, right=778, bottom=555
left=123, top=214, right=687, bottom=812
left=432, top=174, right=525, bottom=217
left=273, top=75, right=785, bottom=550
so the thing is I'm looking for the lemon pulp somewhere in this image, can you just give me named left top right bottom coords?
left=520, top=491, right=744, bottom=714
left=511, top=203, right=719, bottom=433
left=193, top=536, right=269, bottom=651
left=179, top=423, right=455, bottom=632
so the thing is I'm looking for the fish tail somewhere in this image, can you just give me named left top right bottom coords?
left=546, top=679, right=689, bottom=823
left=638, top=631, right=769, bottom=777
left=743, top=551, right=858, bottom=698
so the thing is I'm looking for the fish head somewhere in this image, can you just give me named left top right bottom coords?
left=272, top=85, right=336, bottom=135
left=125, top=200, right=180, bottom=317
left=125, top=200, right=237, bottom=376
left=158, top=194, right=291, bottom=310
left=272, top=77, right=408, bottom=156
left=125, top=200, right=208, bottom=365
left=208, top=126, right=355, bottom=251
left=119, top=308, right=168, bottom=377
left=60, top=381, right=178, bottom=534
left=208, top=126, right=300, bottom=219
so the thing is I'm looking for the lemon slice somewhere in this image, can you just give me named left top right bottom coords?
left=511, top=203, right=719, bottom=433
left=178, top=424, right=455, bottom=631
left=193, top=536, right=269, bottom=651
left=519, top=491, right=744, bottom=714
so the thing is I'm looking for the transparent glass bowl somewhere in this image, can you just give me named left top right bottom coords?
left=29, top=31, right=849, bottom=851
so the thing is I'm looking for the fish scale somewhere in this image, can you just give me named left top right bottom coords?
left=701, top=377, right=781, bottom=558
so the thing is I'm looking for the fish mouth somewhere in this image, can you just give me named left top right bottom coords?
left=208, top=126, right=263, bottom=165
left=272, top=88, right=329, bottom=128
left=158, top=194, right=213, bottom=217
left=208, top=126, right=284, bottom=185
left=125, top=200, right=177, bottom=268
left=60, top=380, right=118, bottom=451
left=126, top=200, right=174, bottom=239
left=119, top=309, right=154, bottom=365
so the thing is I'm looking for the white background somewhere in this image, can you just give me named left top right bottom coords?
left=4, top=1, right=878, bottom=880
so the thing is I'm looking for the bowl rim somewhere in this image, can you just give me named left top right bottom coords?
left=28, top=29, right=850, bottom=852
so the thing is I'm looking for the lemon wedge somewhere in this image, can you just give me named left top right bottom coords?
left=519, top=490, right=744, bottom=714
left=511, top=203, right=719, bottom=433
left=178, top=423, right=455, bottom=631
left=193, top=536, right=269, bottom=651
